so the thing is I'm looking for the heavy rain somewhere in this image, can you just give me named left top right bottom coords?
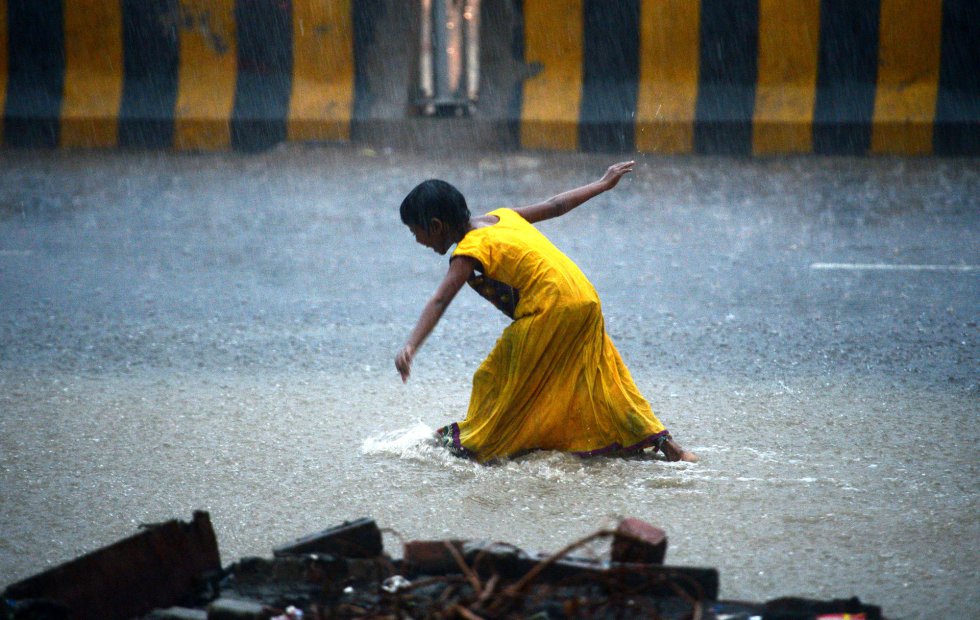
left=1, top=1, right=978, bottom=619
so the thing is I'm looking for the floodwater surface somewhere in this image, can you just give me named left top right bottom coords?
left=1, top=148, right=977, bottom=619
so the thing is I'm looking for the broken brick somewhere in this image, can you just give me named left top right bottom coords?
left=611, top=517, right=668, bottom=565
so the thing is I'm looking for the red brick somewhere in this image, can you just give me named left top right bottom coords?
left=611, top=518, right=668, bottom=565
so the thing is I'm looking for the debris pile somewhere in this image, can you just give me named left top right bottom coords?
left=2, top=512, right=883, bottom=619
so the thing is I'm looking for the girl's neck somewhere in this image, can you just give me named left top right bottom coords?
left=450, top=222, right=472, bottom=245
left=452, top=216, right=476, bottom=238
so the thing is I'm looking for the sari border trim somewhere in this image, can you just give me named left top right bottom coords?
left=437, top=422, right=476, bottom=459
left=437, top=424, right=670, bottom=461
left=570, top=430, right=671, bottom=458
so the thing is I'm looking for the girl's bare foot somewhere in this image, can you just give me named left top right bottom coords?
left=678, top=449, right=699, bottom=463
left=661, top=438, right=699, bottom=463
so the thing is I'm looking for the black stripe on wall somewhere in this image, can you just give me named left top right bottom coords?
left=813, top=0, right=880, bottom=155
left=232, top=0, right=293, bottom=151
left=935, top=0, right=980, bottom=156
left=579, top=0, right=639, bottom=153
left=351, top=0, right=382, bottom=127
left=486, top=0, right=523, bottom=148
left=693, top=0, right=758, bottom=155
left=119, top=0, right=179, bottom=148
left=507, top=0, right=525, bottom=147
left=3, top=0, right=64, bottom=147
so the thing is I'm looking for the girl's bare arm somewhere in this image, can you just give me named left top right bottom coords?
left=513, top=161, right=635, bottom=224
left=396, top=255, right=477, bottom=382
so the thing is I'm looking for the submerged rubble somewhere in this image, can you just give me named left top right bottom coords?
left=2, top=513, right=883, bottom=620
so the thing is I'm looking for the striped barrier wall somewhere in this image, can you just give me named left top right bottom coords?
left=0, top=0, right=356, bottom=151
left=519, top=0, right=979, bottom=155
left=1, top=0, right=977, bottom=155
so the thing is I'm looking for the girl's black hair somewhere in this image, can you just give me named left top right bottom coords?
left=399, top=179, right=470, bottom=233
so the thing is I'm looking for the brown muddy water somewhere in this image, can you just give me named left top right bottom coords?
left=1, top=147, right=977, bottom=618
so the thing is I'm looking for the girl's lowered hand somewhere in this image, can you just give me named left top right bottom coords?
left=395, top=345, right=414, bottom=383
left=600, top=160, right=635, bottom=190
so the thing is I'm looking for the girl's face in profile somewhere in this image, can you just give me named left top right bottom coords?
left=408, top=221, right=451, bottom=255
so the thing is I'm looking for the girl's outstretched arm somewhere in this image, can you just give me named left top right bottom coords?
left=396, top=255, right=477, bottom=382
left=513, top=161, right=635, bottom=224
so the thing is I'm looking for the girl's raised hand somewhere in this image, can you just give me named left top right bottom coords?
left=599, top=160, right=635, bottom=190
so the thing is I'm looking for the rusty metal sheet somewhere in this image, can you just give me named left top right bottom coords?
left=3, top=511, right=220, bottom=620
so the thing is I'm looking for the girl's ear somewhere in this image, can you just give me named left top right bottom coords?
left=428, top=218, right=445, bottom=235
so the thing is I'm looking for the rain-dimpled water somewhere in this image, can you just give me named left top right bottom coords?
left=1, top=147, right=977, bottom=618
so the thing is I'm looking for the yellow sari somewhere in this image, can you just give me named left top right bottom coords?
left=443, top=208, right=668, bottom=462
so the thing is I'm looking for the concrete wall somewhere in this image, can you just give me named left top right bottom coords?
left=1, top=0, right=977, bottom=154
left=519, top=0, right=980, bottom=156
left=1, top=0, right=354, bottom=151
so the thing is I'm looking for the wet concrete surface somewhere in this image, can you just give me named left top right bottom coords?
left=1, top=146, right=977, bottom=618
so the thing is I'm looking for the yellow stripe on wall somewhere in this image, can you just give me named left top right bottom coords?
left=289, top=0, right=353, bottom=142
left=520, top=0, right=583, bottom=151
left=0, top=0, right=7, bottom=145
left=636, top=0, right=700, bottom=154
left=174, top=0, right=237, bottom=150
left=61, top=1, right=123, bottom=147
left=753, top=0, right=820, bottom=155
left=872, top=0, right=942, bottom=155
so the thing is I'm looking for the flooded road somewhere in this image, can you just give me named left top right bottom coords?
left=1, top=147, right=977, bottom=618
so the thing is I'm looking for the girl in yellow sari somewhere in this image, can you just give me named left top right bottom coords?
left=396, top=161, right=697, bottom=464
